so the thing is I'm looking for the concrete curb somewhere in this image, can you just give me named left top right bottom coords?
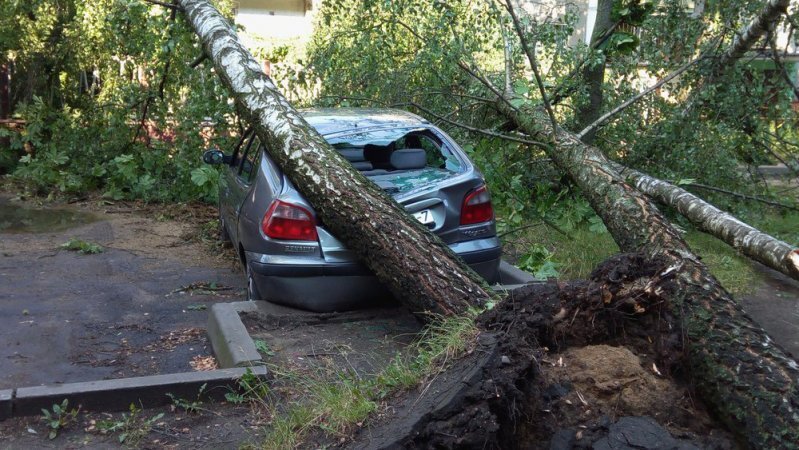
left=497, top=260, right=537, bottom=285
left=206, top=262, right=537, bottom=370
left=5, top=366, right=267, bottom=418
left=207, top=302, right=264, bottom=368
left=0, top=389, right=12, bottom=420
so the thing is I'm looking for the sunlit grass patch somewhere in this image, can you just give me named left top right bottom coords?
left=258, top=313, right=480, bottom=448
left=504, top=221, right=766, bottom=296
left=685, top=231, right=760, bottom=296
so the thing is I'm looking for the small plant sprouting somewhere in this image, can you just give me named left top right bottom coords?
left=167, top=383, right=208, bottom=413
left=61, top=238, right=103, bottom=254
left=253, top=339, right=275, bottom=356
left=95, top=403, right=164, bottom=444
left=225, top=367, right=270, bottom=404
left=41, top=399, right=80, bottom=439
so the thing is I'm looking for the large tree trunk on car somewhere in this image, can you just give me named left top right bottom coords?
left=498, top=103, right=799, bottom=448
left=611, top=162, right=799, bottom=281
left=178, top=0, right=493, bottom=316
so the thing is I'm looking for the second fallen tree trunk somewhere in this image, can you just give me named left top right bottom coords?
left=499, top=103, right=799, bottom=448
left=611, top=162, right=799, bottom=281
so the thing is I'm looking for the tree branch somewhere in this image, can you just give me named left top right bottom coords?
left=767, top=32, right=799, bottom=100
left=716, top=0, right=790, bottom=70
left=576, top=55, right=705, bottom=139
left=456, top=60, right=520, bottom=113
left=142, top=0, right=184, bottom=11
left=503, top=0, right=558, bottom=134
left=403, top=101, right=548, bottom=149
left=686, top=182, right=799, bottom=211
left=549, top=20, right=621, bottom=105
left=189, top=52, right=208, bottom=68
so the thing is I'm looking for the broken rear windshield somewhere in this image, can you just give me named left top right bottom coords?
left=325, top=127, right=465, bottom=173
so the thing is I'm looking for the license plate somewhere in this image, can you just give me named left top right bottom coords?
left=413, top=210, right=434, bottom=225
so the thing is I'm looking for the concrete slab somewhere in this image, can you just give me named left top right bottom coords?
left=13, top=366, right=267, bottom=416
left=207, top=262, right=534, bottom=371
left=207, top=302, right=264, bottom=368
left=0, top=389, right=12, bottom=421
left=497, top=260, right=537, bottom=285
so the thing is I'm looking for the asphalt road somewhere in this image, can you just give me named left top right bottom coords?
left=0, top=197, right=245, bottom=389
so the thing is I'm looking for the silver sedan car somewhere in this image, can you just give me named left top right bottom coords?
left=204, top=108, right=501, bottom=312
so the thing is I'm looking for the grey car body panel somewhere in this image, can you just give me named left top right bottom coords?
left=217, top=108, right=501, bottom=311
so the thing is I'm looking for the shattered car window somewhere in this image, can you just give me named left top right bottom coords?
left=325, top=127, right=468, bottom=194
left=326, top=127, right=465, bottom=173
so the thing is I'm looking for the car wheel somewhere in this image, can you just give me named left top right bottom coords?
left=246, top=263, right=261, bottom=301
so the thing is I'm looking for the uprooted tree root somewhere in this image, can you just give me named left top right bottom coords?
left=352, top=253, right=731, bottom=449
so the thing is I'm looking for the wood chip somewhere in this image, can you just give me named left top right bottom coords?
left=190, top=355, right=218, bottom=371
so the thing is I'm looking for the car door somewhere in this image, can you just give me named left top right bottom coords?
left=229, top=133, right=262, bottom=249
left=219, top=130, right=252, bottom=246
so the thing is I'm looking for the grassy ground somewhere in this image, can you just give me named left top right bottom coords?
left=502, top=210, right=799, bottom=296
left=255, top=314, right=480, bottom=449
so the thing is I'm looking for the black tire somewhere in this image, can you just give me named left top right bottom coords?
left=246, top=262, right=261, bottom=301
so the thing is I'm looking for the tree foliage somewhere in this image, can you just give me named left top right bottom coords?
left=0, top=0, right=241, bottom=201
left=305, top=0, right=798, bottom=216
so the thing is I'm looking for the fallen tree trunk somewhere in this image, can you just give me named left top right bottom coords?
left=611, top=162, right=799, bottom=281
left=177, top=0, right=493, bottom=315
left=497, top=101, right=799, bottom=448
left=488, top=4, right=799, bottom=443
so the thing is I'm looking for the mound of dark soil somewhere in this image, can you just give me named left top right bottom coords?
left=350, top=254, right=734, bottom=449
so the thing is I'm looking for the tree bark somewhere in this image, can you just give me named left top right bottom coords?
left=499, top=102, right=799, bottom=448
left=612, top=162, right=799, bottom=281
left=573, top=0, right=613, bottom=144
left=177, top=0, right=493, bottom=316
left=716, top=0, right=791, bottom=72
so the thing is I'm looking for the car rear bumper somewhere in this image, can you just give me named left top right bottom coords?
left=247, top=237, right=501, bottom=312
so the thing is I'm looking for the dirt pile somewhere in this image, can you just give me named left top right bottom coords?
left=540, top=345, right=727, bottom=446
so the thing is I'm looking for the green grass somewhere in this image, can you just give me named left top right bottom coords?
left=259, top=314, right=479, bottom=448
left=750, top=211, right=799, bottom=246
left=505, top=225, right=618, bottom=280
left=263, top=405, right=314, bottom=450
left=683, top=231, right=760, bottom=296
left=504, top=218, right=777, bottom=296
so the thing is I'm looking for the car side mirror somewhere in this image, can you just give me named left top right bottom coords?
left=203, top=149, right=228, bottom=165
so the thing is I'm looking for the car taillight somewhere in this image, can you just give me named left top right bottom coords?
left=261, top=200, right=318, bottom=241
left=460, top=185, right=494, bottom=225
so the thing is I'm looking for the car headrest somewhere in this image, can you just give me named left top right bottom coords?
left=338, top=148, right=366, bottom=162
left=390, top=148, right=426, bottom=170
left=351, top=161, right=373, bottom=171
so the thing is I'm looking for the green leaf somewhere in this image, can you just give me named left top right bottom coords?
left=509, top=98, right=525, bottom=108
left=534, top=260, right=560, bottom=279
left=190, top=167, right=210, bottom=186
left=512, top=80, right=529, bottom=96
